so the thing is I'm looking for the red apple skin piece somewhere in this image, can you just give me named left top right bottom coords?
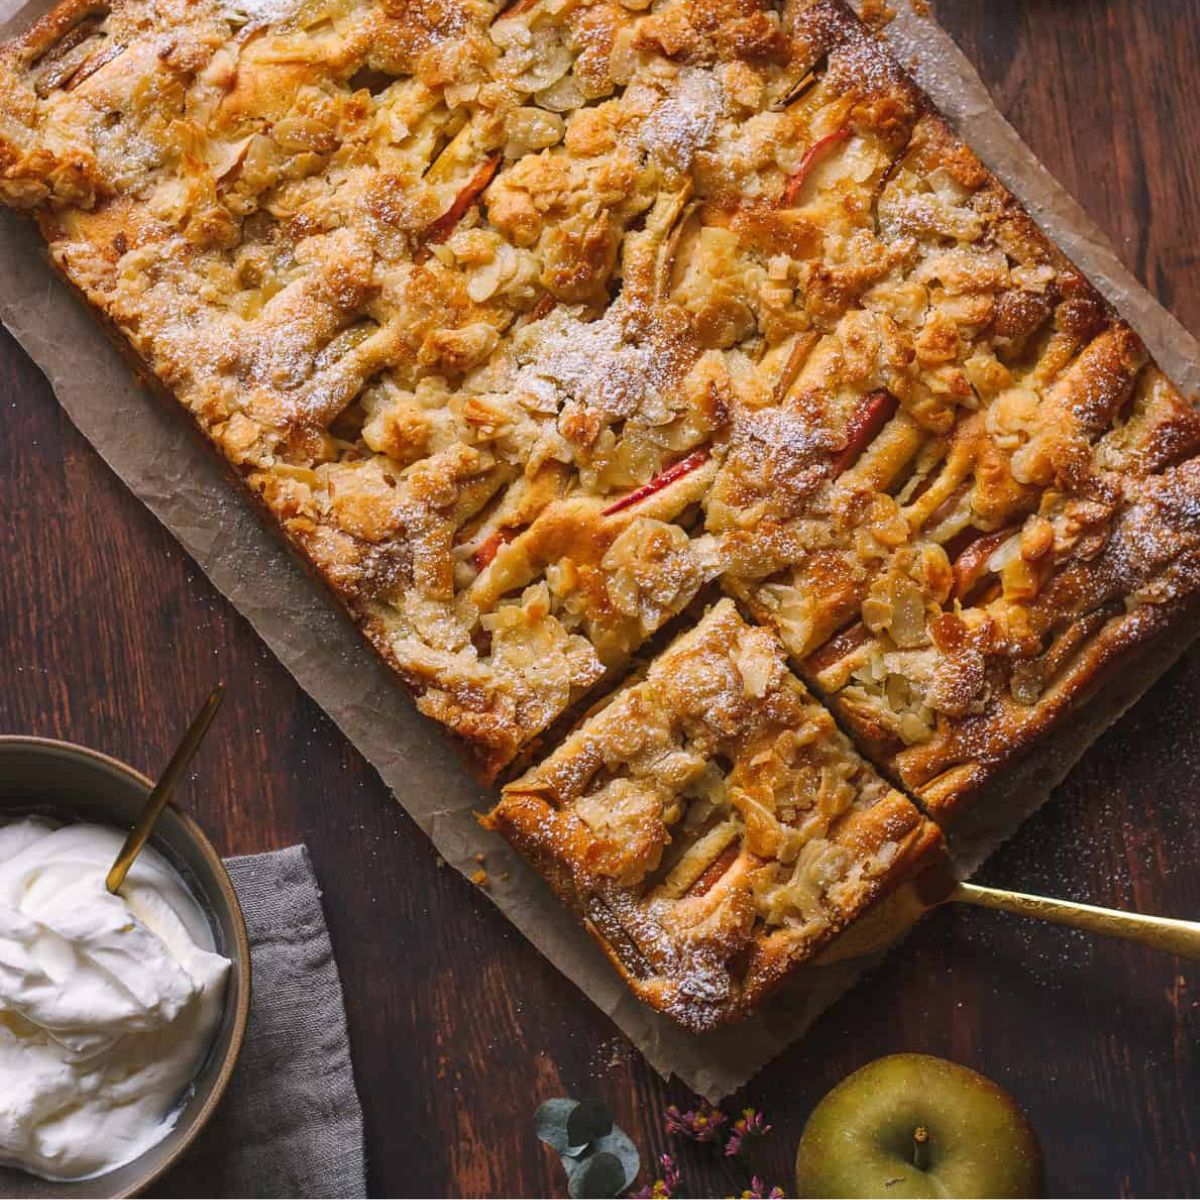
left=795, top=1054, right=1043, bottom=1199
left=951, top=527, right=1018, bottom=601
left=601, top=448, right=710, bottom=516
left=779, top=127, right=851, bottom=207
left=418, top=154, right=502, bottom=252
left=687, top=842, right=740, bottom=899
left=472, top=528, right=515, bottom=571
left=831, top=389, right=899, bottom=476
left=527, top=292, right=558, bottom=323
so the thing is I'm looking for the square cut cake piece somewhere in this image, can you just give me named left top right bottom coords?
left=485, top=599, right=944, bottom=1030
left=802, top=456, right=1200, bottom=823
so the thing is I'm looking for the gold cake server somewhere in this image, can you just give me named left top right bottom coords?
left=912, top=862, right=1200, bottom=960
left=815, top=859, right=1200, bottom=967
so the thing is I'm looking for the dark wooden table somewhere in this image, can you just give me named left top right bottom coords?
left=2, top=1, right=1199, bottom=1196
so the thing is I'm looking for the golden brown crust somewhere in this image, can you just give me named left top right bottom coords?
left=2, top=0, right=754, bottom=776
left=919, top=591, right=1200, bottom=870
left=695, top=1, right=1200, bottom=824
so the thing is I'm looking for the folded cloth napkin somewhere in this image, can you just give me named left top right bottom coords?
left=158, top=846, right=367, bottom=1199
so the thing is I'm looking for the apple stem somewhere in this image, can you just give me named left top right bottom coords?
left=912, top=1126, right=931, bottom=1172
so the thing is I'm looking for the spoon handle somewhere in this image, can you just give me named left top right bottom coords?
left=952, top=880, right=1200, bottom=962
left=105, top=684, right=226, bottom=894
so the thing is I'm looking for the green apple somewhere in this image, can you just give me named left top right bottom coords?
left=795, top=1054, right=1042, bottom=1198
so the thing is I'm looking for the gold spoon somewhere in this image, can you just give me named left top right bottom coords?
left=105, top=684, right=226, bottom=895
left=815, top=859, right=1200, bottom=967
left=913, top=861, right=1200, bottom=960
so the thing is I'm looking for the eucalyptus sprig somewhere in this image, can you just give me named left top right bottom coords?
left=535, top=1098, right=641, bottom=1199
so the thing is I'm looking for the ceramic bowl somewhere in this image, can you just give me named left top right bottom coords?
left=0, top=735, right=250, bottom=1199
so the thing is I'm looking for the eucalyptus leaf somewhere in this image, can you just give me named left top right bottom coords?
left=565, top=1099, right=614, bottom=1152
left=589, top=1127, right=640, bottom=1186
left=535, top=1099, right=579, bottom=1155
left=535, top=1097, right=639, bottom=1199
left=564, top=1150, right=627, bottom=1199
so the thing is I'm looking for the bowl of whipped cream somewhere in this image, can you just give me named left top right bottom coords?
left=0, top=735, right=250, bottom=1199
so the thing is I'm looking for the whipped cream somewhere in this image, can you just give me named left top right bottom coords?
left=0, top=818, right=231, bottom=1181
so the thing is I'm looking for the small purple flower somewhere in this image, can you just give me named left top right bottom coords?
left=665, top=1101, right=728, bottom=1143
left=637, top=1153, right=682, bottom=1198
left=737, top=1178, right=785, bottom=1199
left=662, top=1155, right=681, bottom=1193
left=724, top=1108, right=772, bottom=1157
left=664, top=1106, right=690, bottom=1137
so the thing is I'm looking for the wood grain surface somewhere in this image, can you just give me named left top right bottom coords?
left=2, top=1, right=1199, bottom=1196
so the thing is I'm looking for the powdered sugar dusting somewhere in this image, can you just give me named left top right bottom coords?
left=512, top=305, right=684, bottom=420
left=1105, top=461, right=1200, bottom=600
left=737, top=407, right=834, bottom=466
left=220, top=0, right=303, bottom=25
left=639, top=68, right=727, bottom=172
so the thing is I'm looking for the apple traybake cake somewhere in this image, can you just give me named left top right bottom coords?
left=3, top=0, right=1200, bottom=1026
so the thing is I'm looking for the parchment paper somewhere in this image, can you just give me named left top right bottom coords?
left=1, top=0, right=1197, bottom=1101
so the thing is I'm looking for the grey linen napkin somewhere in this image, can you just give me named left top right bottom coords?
left=159, top=846, right=367, bottom=1199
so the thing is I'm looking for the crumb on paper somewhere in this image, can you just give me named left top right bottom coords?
left=910, top=0, right=931, bottom=15
left=473, top=851, right=486, bottom=864
left=470, top=868, right=490, bottom=887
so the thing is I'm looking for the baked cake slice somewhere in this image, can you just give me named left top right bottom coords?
left=802, top=457, right=1200, bottom=823
left=487, top=599, right=943, bottom=1030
